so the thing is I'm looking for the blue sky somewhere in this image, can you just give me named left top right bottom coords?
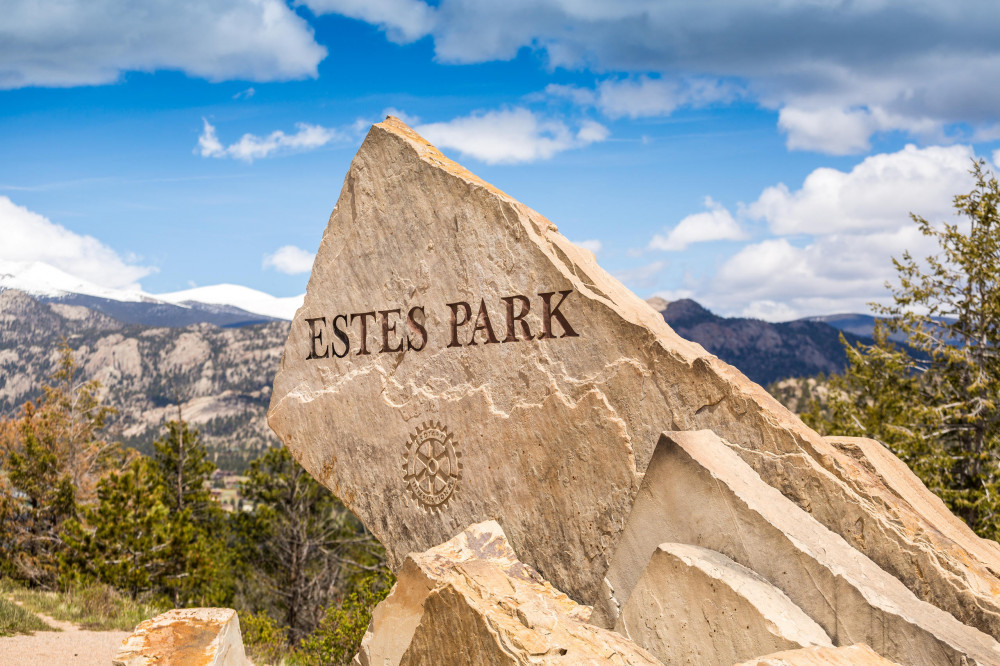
left=3, top=1, right=1000, bottom=320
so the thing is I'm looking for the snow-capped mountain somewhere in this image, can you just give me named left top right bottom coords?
left=157, top=284, right=303, bottom=321
left=0, top=260, right=303, bottom=326
left=0, top=260, right=151, bottom=303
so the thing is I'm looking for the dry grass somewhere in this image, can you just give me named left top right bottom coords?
left=0, top=596, right=54, bottom=636
left=0, top=579, right=166, bottom=632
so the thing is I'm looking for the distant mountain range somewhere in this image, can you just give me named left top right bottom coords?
left=647, top=297, right=875, bottom=386
left=0, top=260, right=303, bottom=326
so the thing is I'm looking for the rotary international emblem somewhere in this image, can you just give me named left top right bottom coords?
left=403, top=421, right=462, bottom=510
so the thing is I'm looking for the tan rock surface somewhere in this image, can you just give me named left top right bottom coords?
left=734, top=644, right=901, bottom=665
left=112, top=608, right=247, bottom=666
left=826, top=435, right=1000, bottom=572
left=615, top=542, right=830, bottom=665
left=267, top=116, right=1000, bottom=633
left=595, top=430, right=1000, bottom=666
left=354, top=520, right=660, bottom=666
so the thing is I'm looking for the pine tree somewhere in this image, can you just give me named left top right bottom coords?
left=0, top=411, right=77, bottom=586
left=61, top=421, right=235, bottom=605
left=809, top=160, right=1000, bottom=539
left=150, top=420, right=232, bottom=606
left=152, top=420, right=215, bottom=519
left=0, top=344, right=122, bottom=586
left=61, top=457, right=171, bottom=600
left=235, top=447, right=382, bottom=644
left=31, top=343, right=120, bottom=503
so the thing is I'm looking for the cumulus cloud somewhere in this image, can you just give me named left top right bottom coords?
left=650, top=197, right=746, bottom=251
left=612, top=260, right=666, bottom=291
left=263, top=245, right=315, bottom=274
left=197, top=119, right=339, bottom=162
left=708, top=228, right=938, bottom=320
left=747, top=144, right=975, bottom=235
left=779, top=106, right=943, bottom=155
left=303, top=0, right=436, bottom=43
left=415, top=108, right=608, bottom=164
left=0, top=0, right=326, bottom=89
left=574, top=239, right=602, bottom=254
left=0, top=196, right=152, bottom=289
left=546, top=76, right=738, bottom=120
left=327, top=0, right=1000, bottom=153
left=595, top=76, right=737, bottom=119
left=657, top=143, right=982, bottom=319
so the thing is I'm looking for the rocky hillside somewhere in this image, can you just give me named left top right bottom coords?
left=0, top=289, right=287, bottom=471
left=649, top=297, right=871, bottom=385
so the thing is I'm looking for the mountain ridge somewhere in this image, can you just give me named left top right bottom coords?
left=650, top=297, right=873, bottom=385
left=0, top=260, right=303, bottom=324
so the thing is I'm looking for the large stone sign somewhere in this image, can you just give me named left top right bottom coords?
left=268, top=116, right=1000, bottom=630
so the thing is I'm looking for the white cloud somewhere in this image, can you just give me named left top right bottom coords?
left=779, top=106, right=943, bottom=155
left=302, top=0, right=436, bottom=43
left=994, top=149, right=1000, bottom=170
left=595, top=76, right=737, bottom=119
left=659, top=144, right=983, bottom=320
left=263, top=245, right=315, bottom=275
left=0, top=196, right=152, bottom=290
left=544, top=83, right=596, bottom=107
left=197, top=119, right=339, bottom=162
left=0, top=0, right=326, bottom=89
left=574, top=239, right=602, bottom=254
left=597, top=77, right=679, bottom=119
left=708, top=227, right=938, bottom=320
left=612, top=260, right=666, bottom=291
left=233, top=87, right=256, bottom=100
left=576, top=120, right=610, bottom=144
left=331, top=1, right=1000, bottom=154
left=747, top=144, right=975, bottom=235
left=778, top=107, right=877, bottom=155
left=650, top=197, right=746, bottom=251
left=415, top=108, right=608, bottom=164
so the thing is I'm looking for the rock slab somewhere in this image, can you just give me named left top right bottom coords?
left=353, top=520, right=660, bottom=665
left=113, top=607, right=247, bottom=666
left=268, top=116, right=1000, bottom=636
left=616, top=542, right=830, bottom=665
left=733, top=644, right=901, bottom=666
left=594, top=430, right=1000, bottom=666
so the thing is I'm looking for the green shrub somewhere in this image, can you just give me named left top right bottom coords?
left=242, top=611, right=289, bottom=666
left=293, top=569, right=394, bottom=666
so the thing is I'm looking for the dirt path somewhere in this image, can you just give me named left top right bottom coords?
left=0, top=602, right=129, bottom=666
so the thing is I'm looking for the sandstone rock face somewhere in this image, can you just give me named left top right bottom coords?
left=733, top=644, right=901, bottom=666
left=826, top=436, right=1000, bottom=577
left=594, top=430, right=1000, bottom=666
left=268, top=116, right=1000, bottom=632
left=353, top=521, right=659, bottom=666
left=615, top=542, right=831, bottom=665
left=113, top=608, right=247, bottom=666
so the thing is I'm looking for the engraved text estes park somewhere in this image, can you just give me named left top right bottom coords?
left=304, top=289, right=579, bottom=360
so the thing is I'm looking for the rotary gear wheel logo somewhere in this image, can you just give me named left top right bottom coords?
left=403, top=421, right=462, bottom=510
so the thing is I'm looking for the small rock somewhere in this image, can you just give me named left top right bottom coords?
left=113, top=607, right=247, bottom=666
left=353, top=521, right=660, bottom=666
